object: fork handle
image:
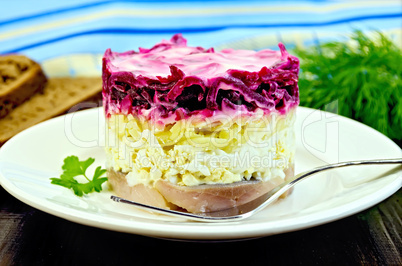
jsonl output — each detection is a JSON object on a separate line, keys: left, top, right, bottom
{"left": 252, "top": 158, "right": 402, "bottom": 215}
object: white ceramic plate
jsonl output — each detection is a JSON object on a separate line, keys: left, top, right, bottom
{"left": 0, "top": 107, "right": 400, "bottom": 240}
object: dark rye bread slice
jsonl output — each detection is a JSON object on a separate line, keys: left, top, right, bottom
{"left": 0, "top": 77, "right": 102, "bottom": 145}
{"left": 0, "top": 55, "right": 47, "bottom": 118}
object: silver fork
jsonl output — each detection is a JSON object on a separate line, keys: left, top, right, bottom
{"left": 111, "top": 158, "right": 402, "bottom": 222}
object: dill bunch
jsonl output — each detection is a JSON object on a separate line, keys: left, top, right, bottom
{"left": 294, "top": 30, "right": 402, "bottom": 145}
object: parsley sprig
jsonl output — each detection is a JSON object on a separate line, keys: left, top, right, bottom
{"left": 50, "top": 156, "right": 108, "bottom": 196}
{"left": 293, "top": 30, "right": 401, "bottom": 145}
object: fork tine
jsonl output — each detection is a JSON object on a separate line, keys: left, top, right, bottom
{"left": 110, "top": 195, "right": 247, "bottom": 222}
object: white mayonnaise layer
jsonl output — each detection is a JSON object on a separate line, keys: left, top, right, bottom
{"left": 105, "top": 108, "right": 296, "bottom": 187}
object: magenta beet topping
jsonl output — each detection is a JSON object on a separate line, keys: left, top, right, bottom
{"left": 102, "top": 34, "right": 299, "bottom": 121}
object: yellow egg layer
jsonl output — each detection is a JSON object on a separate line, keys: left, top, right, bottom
{"left": 105, "top": 109, "right": 296, "bottom": 187}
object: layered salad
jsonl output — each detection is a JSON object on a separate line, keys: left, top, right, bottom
{"left": 103, "top": 34, "right": 299, "bottom": 213}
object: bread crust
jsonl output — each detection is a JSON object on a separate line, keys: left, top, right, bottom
{"left": 0, "top": 55, "right": 47, "bottom": 118}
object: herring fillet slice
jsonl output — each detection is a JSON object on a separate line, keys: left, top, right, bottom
{"left": 108, "top": 167, "right": 294, "bottom": 213}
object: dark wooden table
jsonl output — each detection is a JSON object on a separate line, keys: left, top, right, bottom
{"left": 0, "top": 186, "right": 400, "bottom": 265}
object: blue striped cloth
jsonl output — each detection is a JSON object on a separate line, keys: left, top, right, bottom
{"left": 1, "top": 0, "right": 401, "bottom": 66}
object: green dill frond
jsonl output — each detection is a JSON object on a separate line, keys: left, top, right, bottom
{"left": 293, "top": 30, "right": 402, "bottom": 145}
